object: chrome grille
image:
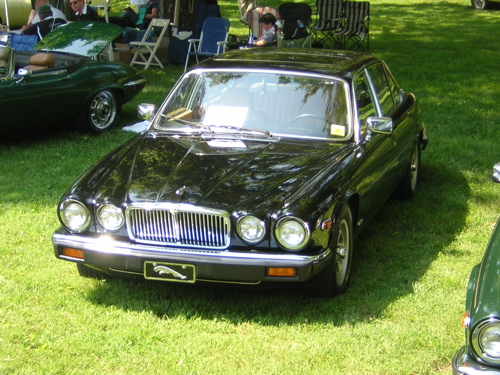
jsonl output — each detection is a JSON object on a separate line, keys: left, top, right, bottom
{"left": 126, "top": 204, "right": 230, "bottom": 249}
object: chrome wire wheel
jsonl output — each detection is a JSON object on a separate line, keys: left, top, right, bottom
{"left": 472, "top": 0, "right": 488, "bottom": 9}
{"left": 89, "top": 90, "right": 118, "bottom": 131}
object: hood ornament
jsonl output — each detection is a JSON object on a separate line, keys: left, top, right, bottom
{"left": 175, "top": 186, "right": 187, "bottom": 197}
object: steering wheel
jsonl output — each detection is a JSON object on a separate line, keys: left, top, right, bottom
{"left": 289, "top": 114, "right": 328, "bottom": 125}
{"left": 285, "top": 114, "right": 329, "bottom": 136}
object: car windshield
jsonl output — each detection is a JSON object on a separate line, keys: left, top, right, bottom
{"left": 154, "top": 70, "right": 351, "bottom": 141}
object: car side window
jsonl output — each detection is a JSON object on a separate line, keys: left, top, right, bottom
{"left": 354, "top": 72, "right": 376, "bottom": 136}
{"left": 366, "top": 63, "right": 395, "bottom": 116}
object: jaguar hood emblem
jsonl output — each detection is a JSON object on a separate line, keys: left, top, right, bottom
{"left": 175, "top": 185, "right": 187, "bottom": 198}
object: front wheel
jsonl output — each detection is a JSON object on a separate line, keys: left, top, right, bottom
{"left": 471, "top": 0, "right": 489, "bottom": 9}
{"left": 77, "top": 89, "right": 122, "bottom": 133}
{"left": 305, "top": 204, "right": 353, "bottom": 297}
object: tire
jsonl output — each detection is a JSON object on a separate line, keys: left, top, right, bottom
{"left": 77, "top": 89, "right": 121, "bottom": 133}
{"left": 77, "top": 263, "right": 109, "bottom": 279}
{"left": 306, "top": 204, "right": 353, "bottom": 297}
{"left": 471, "top": 0, "right": 489, "bottom": 9}
{"left": 394, "top": 140, "right": 421, "bottom": 199}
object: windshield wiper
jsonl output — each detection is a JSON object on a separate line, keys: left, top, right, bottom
{"left": 206, "top": 124, "right": 273, "bottom": 137}
{"left": 159, "top": 115, "right": 211, "bottom": 133}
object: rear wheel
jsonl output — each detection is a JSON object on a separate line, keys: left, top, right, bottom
{"left": 77, "top": 89, "right": 121, "bottom": 133}
{"left": 394, "top": 140, "right": 421, "bottom": 199}
{"left": 471, "top": 0, "right": 489, "bottom": 9}
{"left": 306, "top": 204, "right": 353, "bottom": 297}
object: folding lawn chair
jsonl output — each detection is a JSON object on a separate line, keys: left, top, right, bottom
{"left": 310, "top": 0, "right": 345, "bottom": 48}
{"left": 130, "top": 18, "right": 170, "bottom": 70}
{"left": 184, "top": 17, "right": 230, "bottom": 71}
{"left": 277, "top": 3, "right": 312, "bottom": 48}
{"left": 333, "top": 1, "right": 370, "bottom": 51}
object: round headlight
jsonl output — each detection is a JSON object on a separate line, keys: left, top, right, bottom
{"left": 472, "top": 318, "right": 500, "bottom": 364}
{"left": 237, "top": 216, "right": 266, "bottom": 244}
{"left": 59, "top": 199, "right": 91, "bottom": 232}
{"left": 97, "top": 204, "right": 124, "bottom": 231}
{"left": 275, "top": 217, "right": 310, "bottom": 251}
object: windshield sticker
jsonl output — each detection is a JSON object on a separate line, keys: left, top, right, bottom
{"left": 330, "top": 124, "right": 346, "bottom": 137}
{"left": 202, "top": 106, "right": 249, "bottom": 127}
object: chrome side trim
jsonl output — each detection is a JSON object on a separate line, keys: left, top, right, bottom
{"left": 124, "top": 78, "right": 147, "bottom": 86}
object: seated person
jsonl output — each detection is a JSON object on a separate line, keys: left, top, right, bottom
{"left": 69, "top": 0, "right": 99, "bottom": 22}
{"left": 120, "top": 0, "right": 158, "bottom": 29}
{"left": 120, "top": 0, "right": 159, "bottom": 45}
{"left": 22, "top": 5, "right": 67, "bottom": 41}
{"left": 253, "top": 13, "right": 276, "bottom": 47}
{"left": 21, "top": 0, "right": 66, "bottom": 31}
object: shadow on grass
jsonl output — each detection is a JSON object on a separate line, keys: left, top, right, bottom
{"left": 84, "top": 160, "right": 469, "bottom": 327}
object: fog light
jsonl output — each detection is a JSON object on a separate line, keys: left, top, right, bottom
{"left": 267, "top": 267, "right": 297, "bottom": 277}
{"left": 62, "top": 247, "right": 84, "bottom": 259}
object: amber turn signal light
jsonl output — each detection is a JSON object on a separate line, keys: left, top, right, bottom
{"left": 267, "top": 267, "right": 297, "bottom": 277}
{"left": 62, "top": 247, "right": 84, "bottom": 259}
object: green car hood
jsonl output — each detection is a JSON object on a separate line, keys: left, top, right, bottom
{"left": 35, "top": 21, "right": 123, "bottom": 57}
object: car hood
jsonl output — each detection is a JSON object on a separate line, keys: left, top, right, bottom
{"left": 89, "top": 133, "right": 353, "bottom": 215}
{"left": 35, "top": 21, "right": 123, "bottom": 57}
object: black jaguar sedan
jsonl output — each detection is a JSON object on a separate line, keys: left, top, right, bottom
{"left": 52, "top": 48, "right": 428, "bottom": 297}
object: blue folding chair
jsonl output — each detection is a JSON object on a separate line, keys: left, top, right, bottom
{"left": 184, "top": 17, "right": 230, "bottom": 72}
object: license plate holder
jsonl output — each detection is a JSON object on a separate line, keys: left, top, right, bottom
{"left": 144, "top": 261, "right": 196, "bottom": 283}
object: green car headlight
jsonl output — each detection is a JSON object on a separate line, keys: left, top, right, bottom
{"left": 275, "top": 217, "right": 310, "bottom": 251}
{"left": 472, "top": 318, "right": 500, "bottom": 364}
{"left": 97, "top": 204, "right": 124, "bottom": 231}
{"left": 59, "top": 199, "right": 91, "bottom": 233}
{"left": 237, "top": 216, "right": 266, "bottom": 244}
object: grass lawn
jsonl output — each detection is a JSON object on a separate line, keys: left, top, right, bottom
{"left": 1, "top": 0, "right": 499, "bottom": 374}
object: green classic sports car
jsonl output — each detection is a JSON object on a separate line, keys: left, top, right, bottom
{"left": 452, "top": 163, "right": 500, "bottom": 374}
{"left": 52, "top": 48, "right": 428, "bottom": 298}
{"left": 0, "top": 22, "right": 146, "bottom": 133}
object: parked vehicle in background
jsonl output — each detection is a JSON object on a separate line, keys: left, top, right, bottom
{"left": 0, "top": 22, "right": 146, "bottom": 133}
{"left": 52, "top": 48, "right": 428, "bottom": 297}
{"left": 452, "top": 163, "right": 500, "bottom": 374}
{"left": 471, "top": 0, "right": 500, "bottom": 10}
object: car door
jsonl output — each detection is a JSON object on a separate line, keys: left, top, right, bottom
{"left": 351, "top": 62, "right": 408, "bottom": 226}
{"left": 2, "top": 68, "right": 75, "bottom": 130}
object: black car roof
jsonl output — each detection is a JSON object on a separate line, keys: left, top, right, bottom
{"left": 191, "top": 48, "right": 380, "bottom": 80}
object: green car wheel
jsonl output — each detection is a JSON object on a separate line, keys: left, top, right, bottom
{"left": 78, "top": 89, "right": 122, "bottom": 133}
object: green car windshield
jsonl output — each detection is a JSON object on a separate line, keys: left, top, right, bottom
{"left": 154, "top": 70, "right": 351, "bottom": 141}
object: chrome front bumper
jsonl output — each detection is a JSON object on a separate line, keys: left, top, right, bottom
{"left": 52, "top": 229, "right": 331, "bottom": 284}
{"left": 452, "top": 346, "right": 500, "bottom": 375}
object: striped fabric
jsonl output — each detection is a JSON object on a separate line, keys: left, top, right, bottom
{"left": 334, "top": 1, "right": 370, "bottom": 51}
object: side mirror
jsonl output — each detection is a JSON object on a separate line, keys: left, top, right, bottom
{"left": 367, "top": 117, "right": 393, "bottom": 135}
{"left": 137, "top": 103, "right": 156, "bottom": 121}
{"left": 17, "top": 68, "right": 32, "bottom": 77}
{"left": 493, "top": 163, "right": 500, "bottom": 183}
